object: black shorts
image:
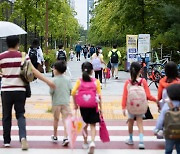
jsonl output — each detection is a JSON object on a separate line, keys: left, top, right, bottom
{"left": 80, "top": 107, "right": 100, "bottom": 124}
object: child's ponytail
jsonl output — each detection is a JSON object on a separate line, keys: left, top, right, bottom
{"left": 81, "top": 62, "right": 93, "bottom": 82}
{"left": 130, "top": 62, "right": 141, "bottom": 84}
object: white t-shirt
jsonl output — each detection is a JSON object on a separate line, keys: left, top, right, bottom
{"left": 28, "top": 46, "right": 45, "bottom": 65}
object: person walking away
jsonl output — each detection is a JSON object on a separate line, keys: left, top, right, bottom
{"left": 83, "top": 45, "right": 89, "bottom": 59}
{"left": 108, "top": 44, "right": 121, "bottom": 79}
{"left": 28, "top": 38, "right": 45, "bottom": 69}
{"left": 75, "top": 42, "right": 82, "bottom": 61}
{"left": 56, "top": 44, "right": 67, "bottom": 62}
{"left": 71, "top": 62, "right": 102, "bottom": 154}
{"left": 122, "top": 62, "right": 157, "bottom": 149}
{"left": 92, "top": 47, "right": 106, "bottom": 85}
{"left": 90, "top": 45, "right": 96, "bottom": 57}
{"left": 0, "top": 35, "right": 55, "bottom": 150}
{"left": 154, "top": 61, "right": 180, "bottom": 137}
{"left": 50, "top": 61, "right": 72, "bottom": 146}
{"left": 163, "top": 84, "right": 180, "bottom": 154}
{"left": 69, "top": 48, "right": 75, "bottom": 61}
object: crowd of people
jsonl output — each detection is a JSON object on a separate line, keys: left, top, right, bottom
{"left": 0, "top": 37, "right": 179, "bottom": 154}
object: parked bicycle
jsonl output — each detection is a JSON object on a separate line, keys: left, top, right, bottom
{"left": 137, "top": 51, "right": 165, "bottom": 88}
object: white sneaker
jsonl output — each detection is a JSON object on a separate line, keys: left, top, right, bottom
{"left": 4, "top": 143, "right": 10, "bottom": 147}
{"left": 88, "top": 141, "right": 95, "bottom": 154}
{"left": 125, "top": 139, "right": 134, "bottom": 145}
{"left": 82, "top": 143, "right": 89, "bottom": 149}
{"left": 51, "top": 135, "right": 58, "bottom": 143}
{"left": 21, "top": 138, "right": 28, "bottom": 150}
{"left": 157, "top": 130, "right": 164, "bottom": 139}
{"left": 139, "top": 142, "right": 145, "bottom": 149}
{"left": 62, "top": 138, "right": 69, "bottom": 146}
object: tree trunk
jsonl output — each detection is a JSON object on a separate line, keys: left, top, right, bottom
{"left": 45, "top": 0, "right": 49, "bottom": 54}
{"left": 24, "top": 14, "right": 28, "bottom": 53}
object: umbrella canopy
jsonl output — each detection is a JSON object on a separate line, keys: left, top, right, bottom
{"left": 0, "top": 21, "right": 27, "bottom": 38}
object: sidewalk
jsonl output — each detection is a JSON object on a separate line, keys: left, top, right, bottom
{"left": 0, "top": 149, "right": 173, "bottom": 154}
{"left": 0, "top": 59, "right": 159, "bottom": 120}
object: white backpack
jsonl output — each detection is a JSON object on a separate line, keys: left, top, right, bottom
{"left": 92, "top": 56, "right": 102, "bottom": 71}
{"left": 127, "top": 78, "right": 148, "bottom": 115}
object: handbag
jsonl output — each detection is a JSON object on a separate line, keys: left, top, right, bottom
{"left": 20, "top": 52, "right": 32, "bottom": 98}
{"left": 99, "top": 114, "right": 110, "bottom": 143}
{"left": 143, "top": 106, "right": 153, "bottom": 120}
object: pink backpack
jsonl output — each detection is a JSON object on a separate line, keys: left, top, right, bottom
{"left": 127, "top": 78, "right": 148, "bottom": 115}
{"left": 75, "top": 78, "right": 99, "bottom": 110}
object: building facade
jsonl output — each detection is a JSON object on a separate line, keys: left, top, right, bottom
{"left": 87, "top": 0, "right": 94, "bottom": 30}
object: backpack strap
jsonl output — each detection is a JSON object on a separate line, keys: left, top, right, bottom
{"left": 21, "top": 52, "right": 26, "bottom": 65}
{"left": 138, "top": 78, "right": 144, "bottom": 86}
{"left": 128, "top": 78, "right": 143, "bottom": 86}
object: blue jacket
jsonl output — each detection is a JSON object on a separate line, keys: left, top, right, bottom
{"left": 75, "top": 44, "right": 82, "bottom": 52}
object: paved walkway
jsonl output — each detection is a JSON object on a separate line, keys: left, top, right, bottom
{"left": 0, "top": 58, "right": 159, "bottom": 120}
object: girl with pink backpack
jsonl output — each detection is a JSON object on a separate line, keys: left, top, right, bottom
{"left": 122, "top": 62, "right": 157, "bottom": 149}
{"left": 71, "top": 62, "right": 102, "bottom": 154}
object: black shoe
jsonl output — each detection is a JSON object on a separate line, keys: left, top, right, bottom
{"left": 62, "top": 138, "right": 69, "bottom": 146}
{"left": 115, "top": 76, "right": 118, "bottom": 79}
{"left": 51, "top": 135, "right": 58, "bottom": 143}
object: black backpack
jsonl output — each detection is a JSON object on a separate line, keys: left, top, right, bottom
{"left": 57, "top": 50, "right": 66, "bottom": 61}
{"left": 111, "top": 50, "right": 119, "bottom": 63}
{"left": 83, "top": 47, "right": 88, "bottom": 53}
{"left": 90, "top": 47, "right": 95, "bottom": 54}
{"left": 29, "top": 48, "right": 38, "bottom": 65}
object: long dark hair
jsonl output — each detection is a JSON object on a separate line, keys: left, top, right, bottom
{"left": 165, "top": 61, "right": 179, "bottom": 83}
{"left": 130, "top": 62, "right": 141, "bottom": 84}
{"left": 81, "top": 62, "right": 93, "bottom": 82}
{"left": 96, "top": 46, "right": 100, "bottom": 56}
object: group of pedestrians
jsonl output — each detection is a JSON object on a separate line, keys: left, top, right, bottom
{"left": 0, "top": 36, "right": 179, "bottom": 154}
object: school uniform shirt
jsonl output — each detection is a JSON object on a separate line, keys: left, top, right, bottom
{"left": 71, "top": 78, "right": 101, "bottom": 96}
{"left": 121, "top": 78, "right": 157, "bottom": 110}
{"left": 50, "top": 75, "right": 72, "bottom": 106}
{"left": 0, "top": 50, "right": 30, "bottom": 91}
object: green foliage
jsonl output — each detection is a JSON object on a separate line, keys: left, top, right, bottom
{"left": 88, "top": 0, "right": 180, "bottom": 58}
{"left": 0, "top": 0, "right": 80, "bottom": 48}
{"left": 44, "top": 49, "right": 56, "bottom": 67}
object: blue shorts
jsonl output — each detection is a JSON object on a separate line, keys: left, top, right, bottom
{"left": 128, "top": 112, "right": 144, "bottom": 119}
{"left": 111, "top": 63, "right": 118, "bottom": 68}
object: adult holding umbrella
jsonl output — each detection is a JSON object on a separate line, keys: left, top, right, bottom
{"left": 0, "top": 22, "right": 55, "bottom": 150}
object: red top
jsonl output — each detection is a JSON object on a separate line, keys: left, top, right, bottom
{"left": 157, "top": 77, "right": 180, "bottom": 101}
{"left": 122, "top": 78, "right": 157, "bottom": 109}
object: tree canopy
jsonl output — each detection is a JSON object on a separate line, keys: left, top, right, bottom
{"left": 0, "top": 0, "right": 80, "bottom": 49}
{"left": 88, "top": 0, "right": 180, "bottom": 53}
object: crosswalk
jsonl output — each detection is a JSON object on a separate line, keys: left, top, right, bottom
{"left": 0, "top": 119, "right": 167, "bottom": 150}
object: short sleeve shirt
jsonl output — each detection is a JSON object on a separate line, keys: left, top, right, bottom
{"left": 0, "top": 51, "right": 30, "bottom": 91}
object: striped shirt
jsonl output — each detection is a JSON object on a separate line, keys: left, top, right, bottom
{"left": 0, "top": 51, "right": 30, "bottom": 91}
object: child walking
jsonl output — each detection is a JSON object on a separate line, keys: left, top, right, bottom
{"left": 50, "top": 61, "right": 72, "bottom": 146}
{"left": 71, "top": 62, "right": 102, "bottom": 154}
{"left": 122, "top": 62, "right": 157, "bottom": 149}
{"left": 69, "top": 48, "right": 75, "bottom": 61}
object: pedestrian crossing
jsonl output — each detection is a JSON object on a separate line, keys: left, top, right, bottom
{"left": 0, "top": 119, "right": 166, "bottom": 150}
